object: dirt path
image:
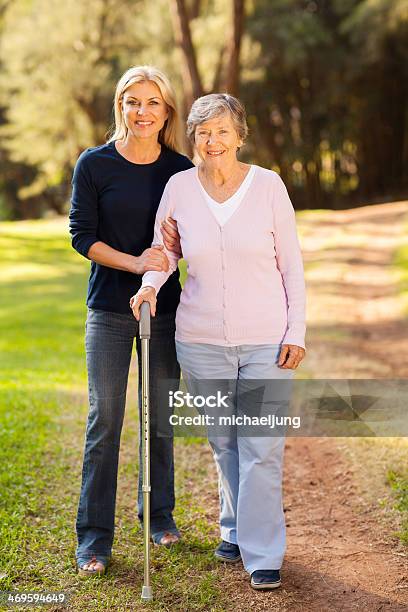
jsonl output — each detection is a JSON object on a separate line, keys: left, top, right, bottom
{"left": 301, "top": 201, "right": 408, "bottom": 379}
{"left": 182, "top": 202, "right": 408, "bottom": 611}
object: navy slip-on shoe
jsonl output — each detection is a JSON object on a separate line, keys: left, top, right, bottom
{"left": 250, "top": 569, "right": 281, "bottom": 590}
{"left": 214, "top": 540, "right": 241, "bottom": 563}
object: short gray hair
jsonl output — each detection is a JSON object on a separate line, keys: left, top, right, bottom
{"left": 186, "top": 93, "right": 248, "bottom": 144}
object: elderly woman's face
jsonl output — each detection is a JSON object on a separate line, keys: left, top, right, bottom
{"left": 121, "top": 80, "right": 168, "bottom": 141}
{"left": 194, "top": 113, "right": 242, "bottom": 167}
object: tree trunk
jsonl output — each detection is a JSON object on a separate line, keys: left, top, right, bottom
{"left": 169, "top": 0, "right": 204, "bottom": 109}
{"left": 189, "top": 0, "right": 201, "bottom": 20}
{"left": 221, "top": 0, "right": 245, "bottom": 96}
{"left": 305, "top": 160, "right": 323, "bottom": 209}
{"left": 212, "top": 45, "right": 227, "bottom": 92}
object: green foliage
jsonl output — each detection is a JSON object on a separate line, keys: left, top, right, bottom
{"left": 244, "top": 0, "right": 361, "bottom": 205}
{"left": 243, "top": 0, "right": 408, "bottom": 207}
{"left": 0, "top": 0, "right": 175, "bottom": 200}
{"left": 0, "top": 0, "right": 407, "bottom": 217}
{"left": 342, "top": 0, "right": 408, "bottom": 63}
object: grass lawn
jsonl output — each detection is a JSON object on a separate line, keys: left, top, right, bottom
{"left": 388, "top": 235, "right": 408, "bottom": 544}
{"left": 0, "top": 219, "right": 227, "bottom": 611}
{"left": 395, "top": 239, "right": 408, "bottom": 315}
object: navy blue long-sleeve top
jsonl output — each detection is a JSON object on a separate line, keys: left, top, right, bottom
{"left": 69, "top": 142, "right": 193, "bottom": 315}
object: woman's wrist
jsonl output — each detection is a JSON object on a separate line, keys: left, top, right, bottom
{"left": 139, "top": 285, "right": 157, "bottom": 295}
{"left": 130, "top": 255, "right": 142, "bottom": 274}
{"left": 88, "top": 242, "right": 142, "bottom": 274}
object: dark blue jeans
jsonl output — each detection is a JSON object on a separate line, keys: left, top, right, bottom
{"left": 76, "top": 308, "right": 180, "bottom": 560}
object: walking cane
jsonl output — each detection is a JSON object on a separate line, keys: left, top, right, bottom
{"left": 139, "top": 301, "right": 153, "bottom": 602}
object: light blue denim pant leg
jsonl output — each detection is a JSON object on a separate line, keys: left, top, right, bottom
{"left": 175, "top": 341, "right": 293, "bottom": 574}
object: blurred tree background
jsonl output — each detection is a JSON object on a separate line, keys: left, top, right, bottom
{"left": 0, "top": 0, "right": 407, "bottom": 219}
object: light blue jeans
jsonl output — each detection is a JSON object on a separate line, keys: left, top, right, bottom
{"left": 175, "top": 341, "right": 293, "bottom": 574}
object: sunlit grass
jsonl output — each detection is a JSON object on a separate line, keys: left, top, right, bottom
{"left": 385, "top": 224, "right": 408, "bottom": 542}
{"left": 394, "top": 239, "right": 408, "bottom": 313}
{"left": 388, "top": 470, "right": 408, "bottom": 544}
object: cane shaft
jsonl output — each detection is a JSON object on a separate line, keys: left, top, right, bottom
{"left": 141, "top": 336, "right": 152, "bottom": 599}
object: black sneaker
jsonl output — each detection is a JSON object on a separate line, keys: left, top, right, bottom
{"left": 250, "top": 569, "right": 281, "bottom": 590}
{"left": 214, "top": 540, "right": 241, "bottom": 563}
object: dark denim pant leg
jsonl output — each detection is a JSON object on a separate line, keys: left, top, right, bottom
{"left": 136, "top": 312, "right": 180, "bottom": 536}
{"left": 76, "top": 309, "right": 133, "bottom": 559}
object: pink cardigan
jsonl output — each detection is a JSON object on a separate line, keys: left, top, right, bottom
{"left": 141, "top": 166, "right": 306, "bottom": 348}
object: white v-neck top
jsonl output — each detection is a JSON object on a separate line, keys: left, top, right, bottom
{"left": 141, "top": 165, "right": 306, "bottom": 348}
{"left": 197, "top": 165, "right": 256, "bottom": 226}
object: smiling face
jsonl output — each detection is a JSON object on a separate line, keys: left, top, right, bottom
{"left": 194, "top": 112, "right": 243, "bottom": 167}
{"left": 120, "top": 80, "right": 169, "bottom": 141}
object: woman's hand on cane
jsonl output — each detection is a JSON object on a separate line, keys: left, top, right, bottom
{"left": 130, "top": 287, "right": 157, "bottom": 320}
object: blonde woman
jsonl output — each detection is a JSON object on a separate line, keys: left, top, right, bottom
{"left": 69, "top": 65, "right": 193, "bottom": 576}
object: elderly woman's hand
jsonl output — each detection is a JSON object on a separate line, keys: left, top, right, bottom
{"left": 160, "top": 217, "right": 182, "bottom": 256}
{"left": 130, "top": 286, "right": 157, "bottom": 320}
{"left": 278, "top": 344, "right": 305, "bottom": 369}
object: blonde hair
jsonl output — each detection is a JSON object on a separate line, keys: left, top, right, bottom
{"left": 186, "top": 93, "right": 248, "bottom": 144}
{"left": 107, "top": 65, "right": 182, "bottom": 152}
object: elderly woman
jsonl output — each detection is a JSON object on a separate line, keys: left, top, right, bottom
{"left": 131, "top": 94, "right": 306, "bottom": 590}
{"left": 69, "top": 65, "right": 193, "bottom": 577}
